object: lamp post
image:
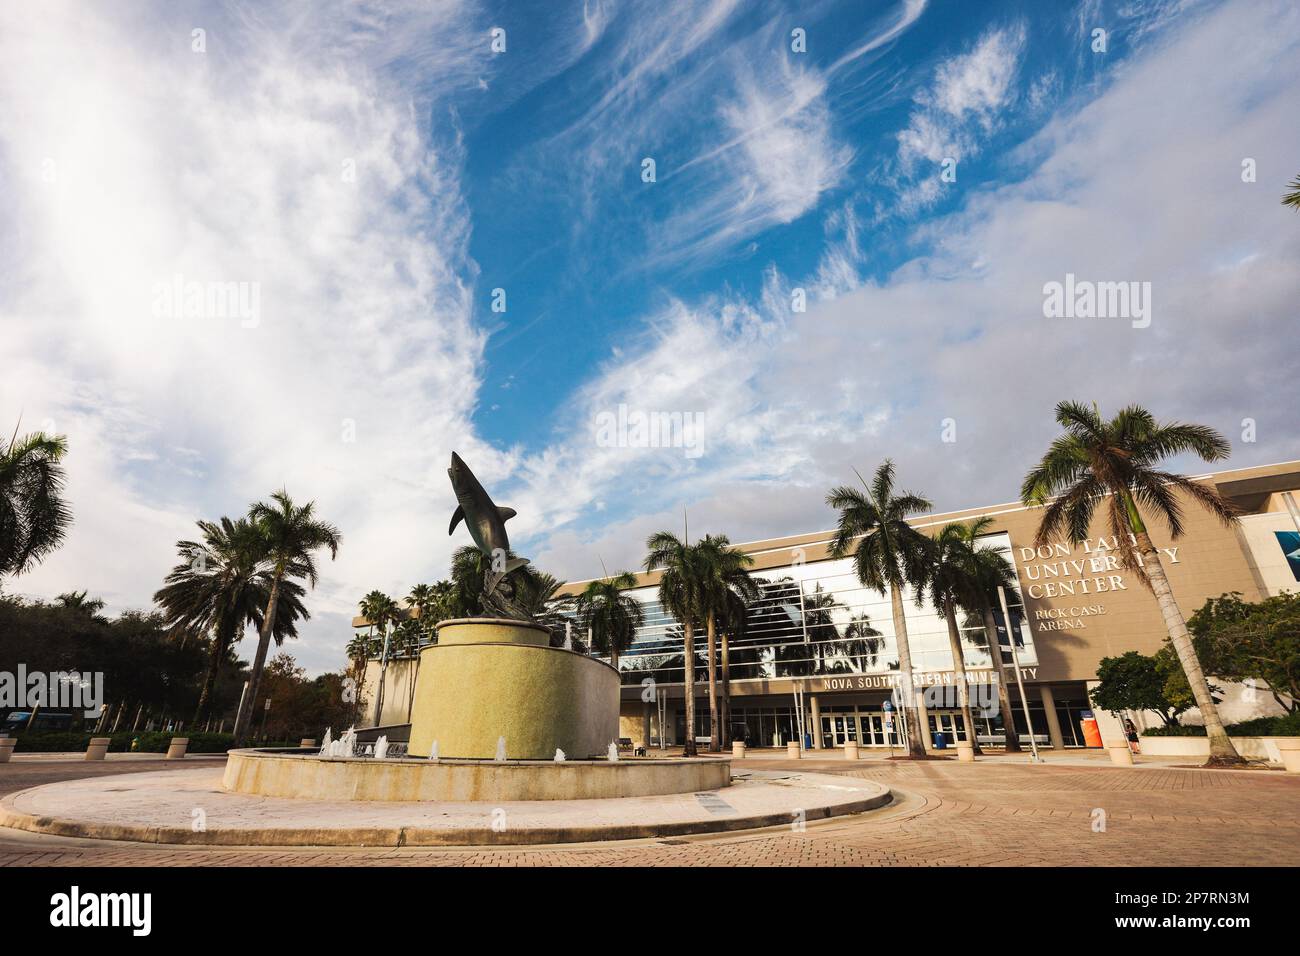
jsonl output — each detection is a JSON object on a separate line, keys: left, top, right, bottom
{"left": 998, "top": 585, "right": 1043, "bottom": 763}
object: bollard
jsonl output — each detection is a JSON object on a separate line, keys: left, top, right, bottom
{"left": 956, "top": 742, "right": 975, "bottom": 763}
{"left": 85, "top": 737, "right": 111, "bottom": 761}
{"left": 786, "top": 741, "right": 801, "bottom": 759}
{"left": 731, "top": 741, "right": 746, "bottom": 759}
{"left": 1275, "top": 739, "right": 1300, "bottom": 773}
{"left": 165, "top": 737, "right": 189, "bottom": 759}
{"left": 0, "top": 736, "right": 14, "bottom": 764}
{"left": 300, "top": 738, "right": 316, "bottom": 749}
{"left": 844, "top": 740, "right": 859, "bottom": 760}
{"left": 1108, "top": 743, "right": 1134, "bottom": 766}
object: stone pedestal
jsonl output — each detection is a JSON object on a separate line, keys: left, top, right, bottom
{"left": 408, "top": 618, "right": 619, "bottom": 760}
{"left": 0, "top": 737, "right": 13, "bottom": 763}
{"left": 1108, "top": 744, "right": 1134, "bottom": 766}
{"left": 786, "top": 741, "right": 801, "bottom": 759}
{"left": 843, "top": 741, "right": 859, "bottom": 760}
{"left": 732, "top": 741, "right": 746, "bottom": 759}
{"left": 956, "top": 742, "right": 975, "bottom": 762}
{"left": 85, "top": 737, "right": 110, "bottom": 761}
{"left": 299, "top": 738, "right": 316, "bottom": 748}
{"left": 165, "top": 737, "right": 189, "bottom": 759}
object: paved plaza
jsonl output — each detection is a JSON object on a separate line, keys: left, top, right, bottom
{"left": 1, "top": 752, "right": 1297, "bottom": 866}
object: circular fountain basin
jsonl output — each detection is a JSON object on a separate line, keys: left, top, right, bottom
{"left": 223, "top": 748, "right": 732, "bottom": 802}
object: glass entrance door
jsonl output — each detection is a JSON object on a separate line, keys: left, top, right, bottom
{"left": 927, "top": 711, "right": 968, "bottom": 744}
{"left": 859, "top": 713, "right": 901, "bottom": 747}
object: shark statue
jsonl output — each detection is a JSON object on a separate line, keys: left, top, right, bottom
{"left": 447, "top": 451, "right": 531, "bottom": 618}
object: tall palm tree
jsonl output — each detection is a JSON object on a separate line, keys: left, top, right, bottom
{"left": 1021, "top": 401, "right": 1244, "bottom": 765}
{"left": 574, "top": 572, "right": 644, "bottom": 675}
{"left": 919, "top": 523, "right": 983, "bottom": 754}
{"left": 358, "top": 590, "right": 401, "bottom": 724}
{"left": 697, "top": 534, "right": 759, "bottom": 750}
{"left": 644, "top": 530, "right": 708, "bottom": 757}
{"left": 155, "top": 517, "right": 307, "bottom": 724}
{"left": 0, "top": 425, "right": 71, "bottom": 579}
{"left": 828, "top": 460, "right": 932, "bottom": 758}
{"left": 233, "top": 490, "right": 340, "bottom": 745}
{"left": 717, "top": 587, "right": 752, "bottom": 745}
{"left": 955, "top": 518, "right": 1023, "bottom": 752}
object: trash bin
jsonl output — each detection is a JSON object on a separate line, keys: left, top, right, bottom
{"left": 933, "top": 732, "right": 948, "bottom": 750}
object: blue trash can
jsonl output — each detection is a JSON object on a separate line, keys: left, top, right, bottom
{"left": 803, "top": 732, "right": 813, "bottom": 750}
{"left": 933, "top": 732, "right": 948, "bottom": 750}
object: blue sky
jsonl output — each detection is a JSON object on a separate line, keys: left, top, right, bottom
{"left": 3, "top": 0, "right": 1299, "bottom": 674}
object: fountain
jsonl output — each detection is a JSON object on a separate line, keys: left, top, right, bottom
{"left": 221, "top": 453, "right": 733, "bottom": 802}
{"left": 318, "top": 728, "right": 333, "bottom": 756}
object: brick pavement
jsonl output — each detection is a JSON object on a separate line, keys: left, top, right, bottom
{"left": 1, "top": 755, "right": 1296, "bottom": 866}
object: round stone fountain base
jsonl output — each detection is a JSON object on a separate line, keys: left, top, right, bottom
{"left": 223, "top": 748, "right": 731, "bottom": 801}
{"left": 0, "top": 767, "right": 892, "bottom": 846}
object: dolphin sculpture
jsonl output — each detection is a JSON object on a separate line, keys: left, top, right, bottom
{"left": 448, "top": 451, "right": 529, "bottom": 577}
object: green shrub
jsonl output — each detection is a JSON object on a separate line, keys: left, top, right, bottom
{"left": 1141, "top": 712, "right": 1300, "bottom": 737}
{"left": 1141, "top": 724, "right": 1207, "bottom": 737}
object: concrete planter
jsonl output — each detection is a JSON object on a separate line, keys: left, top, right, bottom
{"left": 786, "top": 741, "right": 801, "bottom": 759}
{"left": 1108, "top": 744, "right": 1134, "bottom": 766}
{"left": 1139, "top": 734, "right": 1300, "bottom": 765}
{"left": 0, "top": 737, "right": 14, "bottom": 764}
{"left": 84, "top": 737, "right": 110, "bottom": 761}
{"left": 843, "top": 741, "right": 859, "bottom": 760}
{"left": 731, "top": 741, "right": 746, "bottom": 759}
{"left": 299, "top": 738, "right": 316, "bottom": 748}
{"left": 1275, "top": 739, "right": 1300, "bottom": 773}
{"left": 956, "top": 742, "right": 975, "bottom": 763}
{"left": 165, "top": 737, "right": 189, "bottom": 759}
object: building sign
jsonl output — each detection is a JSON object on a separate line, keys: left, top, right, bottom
{"left": 1014, "top": 536, "right": 1181, "bottom": 606}
{"left": 809, "top": 669, "right": 1024, "bottom": 693}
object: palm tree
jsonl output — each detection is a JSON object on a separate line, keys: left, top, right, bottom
{"left": 919, "top": 523, "right": 983, "bottom": 754}
{"left": 56, "top": 590, "right": 106, "bottom": 616}
{"left": 358, "top": 590, "right": 401, "bottom": 724}
{"left": 644, "top": 530, "right": 708, "bottom": 757}
{"left": 0, "top": 425, "right": 71, "bottom": 579}
{"left": 717, "top": 587, "right": 752, "bottom": 744}
{"left": 1283, "top": 172, "right": 1300, "bottom": 210}
{"left": 955, "top": 518, "right": 1024, "bottom": 752}
{"left": 574, "top": 572, "right": 644, "bottom": 677}
{"left": 155, "top": 517, "right": 307, "bottom": 724}
{"left": 828, "top": 460, "right": 932, "bottom": 758}
{"left": 233, "top": 491, "right": 341, "bottom": 745}
{"left": 1021, "top": 401, "right": 1244, "bottom": 765}
{"left": 697, "top": 534, "right": 759, "bottom": 750}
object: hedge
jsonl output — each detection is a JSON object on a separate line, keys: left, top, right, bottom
{"left": 1141, "top": 711, "right": 1300, "bottom": 737}
{"left": 2, "top": 731, "right": 295, "bottom": 753}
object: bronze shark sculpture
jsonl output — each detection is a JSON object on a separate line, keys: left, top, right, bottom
{"left": 448, "top": 451, "right": 531, "bottom": 619}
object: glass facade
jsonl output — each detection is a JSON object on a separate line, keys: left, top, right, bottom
{"left": 611, "top": 533, "right": 1038, "bottom": 689}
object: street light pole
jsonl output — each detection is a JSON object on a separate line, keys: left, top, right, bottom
{"left": 998, "top": 585, "right": 1043, "bottom": 764}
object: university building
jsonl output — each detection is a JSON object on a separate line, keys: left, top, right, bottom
{"left": 555, "top": 459, "right": 1300, "bottom": 752}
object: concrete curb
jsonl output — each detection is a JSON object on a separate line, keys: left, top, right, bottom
{"left": 0, "top": 782, "right": 892, "bottom": 847}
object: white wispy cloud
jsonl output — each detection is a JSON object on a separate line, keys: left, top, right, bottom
{"left": 525, "top": 0, "right": 1300, "bottom": 584}
{"left": 893, "top": 23, "right": 1027, "bottom": 211}
{"left": 0, "top": 0, "right": 494, "bottom": 672}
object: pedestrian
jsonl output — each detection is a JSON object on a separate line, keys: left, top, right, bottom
{"left": 1124, "top": 718, "right": 1141, "bottom": 754}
